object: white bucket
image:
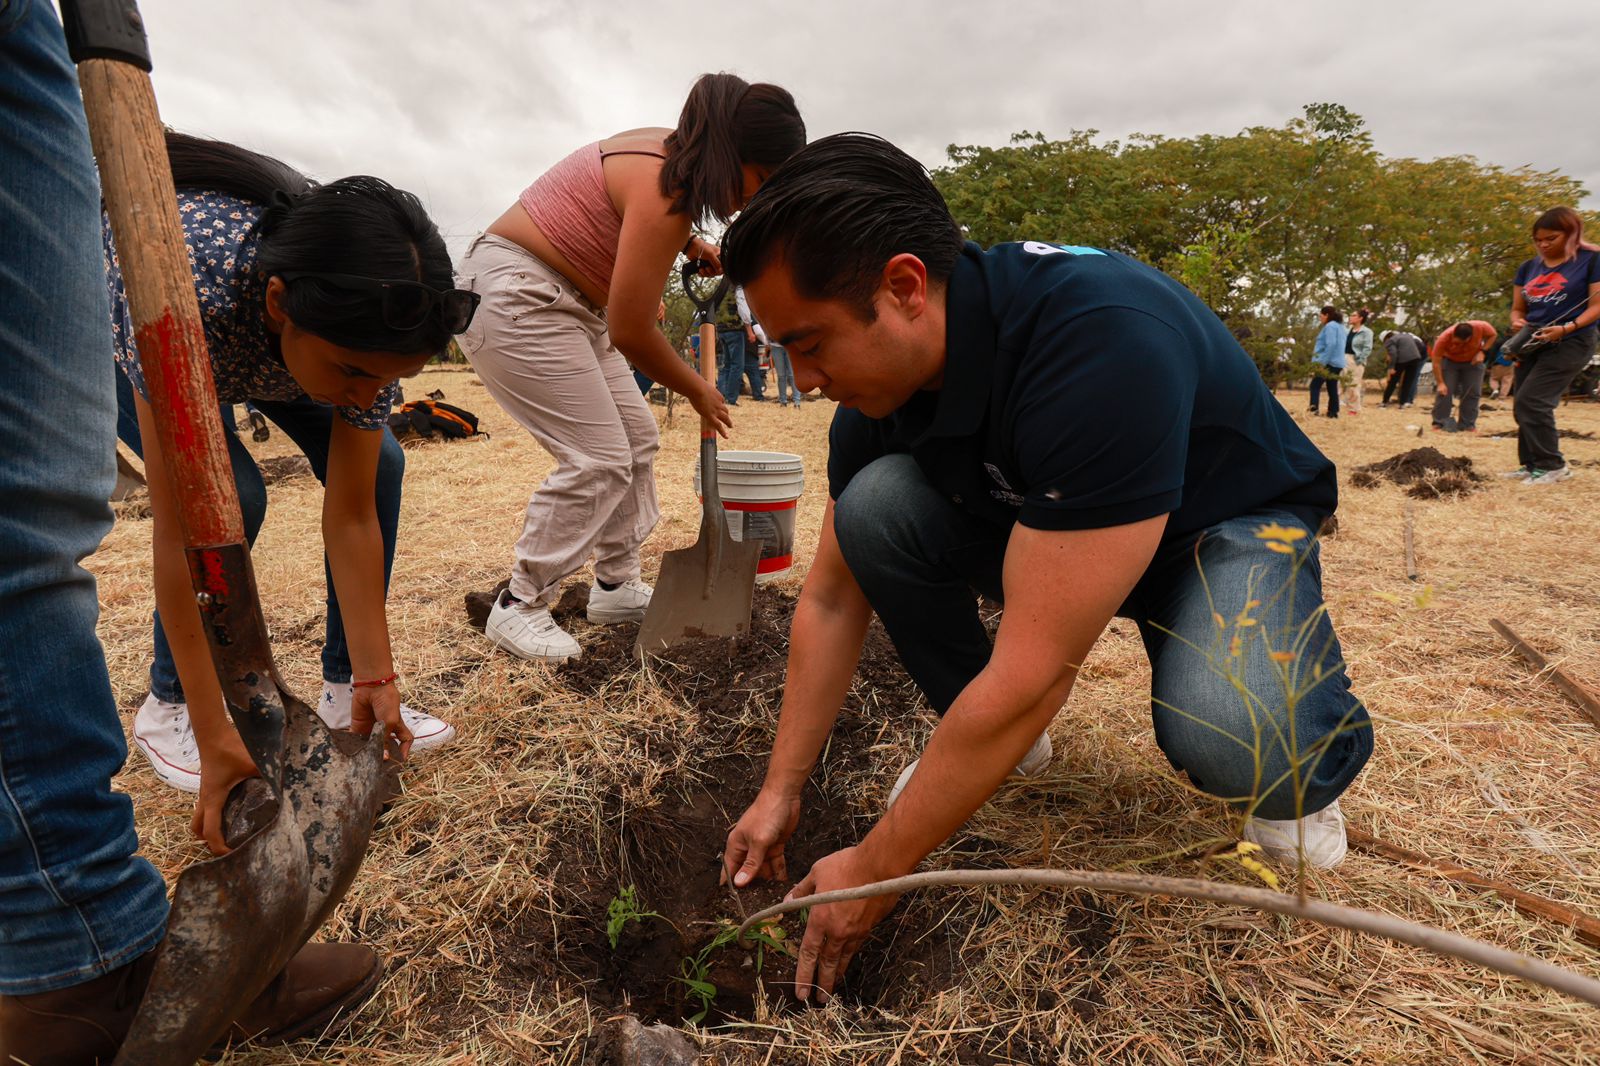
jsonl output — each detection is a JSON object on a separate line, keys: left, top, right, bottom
{"left": 693, "top": 450, "right": 805, "bottom": 583}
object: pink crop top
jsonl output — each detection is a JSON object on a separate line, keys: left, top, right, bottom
{"left": 518, "top": 142, "right": 664, "bottom": 296}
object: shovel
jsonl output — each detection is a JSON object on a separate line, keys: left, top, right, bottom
{"left": 636, "top": 262, "right": 761, "bottom": 652}
{"left": 63, "top": 3, "right": 394, "bottom": 1061}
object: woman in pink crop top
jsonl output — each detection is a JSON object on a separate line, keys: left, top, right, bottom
{"left": 456, "top": 73, "right": 805, "bottom": 662}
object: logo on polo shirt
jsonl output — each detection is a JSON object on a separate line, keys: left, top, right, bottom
{"left": 985, "top": 463, "right": 1023, "bottom": 506}
{"left": 1022, "top": 241, "right": 1106, "bottom": 258}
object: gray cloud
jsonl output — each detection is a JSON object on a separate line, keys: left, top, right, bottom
{"left": 135, "top": 0, "right": 1598, "bottom": 257}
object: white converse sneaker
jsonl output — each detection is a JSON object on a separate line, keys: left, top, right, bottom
{"left": 319, "top": 681, "right": 456, "bottom": 752}
{"left": 586, "top": 578, "right": 653, "bottom": 624}
{"left": 131, "top": 693, "right": 201, "bottom": 793}
{"left": 1242, "top": 800, "right": 1348, "bottom": 869}
{"left": 486, "top": 588, "right": 581, "bottom": 662}
{"left": 886, "top": 730, "right": 1053, "bottom": 809}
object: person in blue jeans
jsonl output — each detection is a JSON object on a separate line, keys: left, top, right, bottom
{"left": 1308, "top": 305, "right": 1347, "bottom": 418}
{"left": 108, "top": 131, "right": 469, "bottom": 828}
{"left": 718, "top": 135, "right": 1372, "bottom": 1004}
{"left": 769, "top": 342, "right": 798, "bottom": 405}
{"left": 0, "top": 2, "right": 397, "bottom": 1055}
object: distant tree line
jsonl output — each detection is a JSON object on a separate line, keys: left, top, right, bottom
{"left": 933, "top": 103, "right": 1593, "bottom": 379}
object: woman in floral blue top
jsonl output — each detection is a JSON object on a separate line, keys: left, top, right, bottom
{"left": 111, "top": 132, "right": 479, "bottom": 851}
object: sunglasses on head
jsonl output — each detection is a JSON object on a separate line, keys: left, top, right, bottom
{"left": 279, "top": 272, "right": 480, "bottom": 334}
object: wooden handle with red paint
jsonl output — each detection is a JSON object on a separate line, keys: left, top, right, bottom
{"left": 76, "top": 58, "right": 243, "bottom": 547}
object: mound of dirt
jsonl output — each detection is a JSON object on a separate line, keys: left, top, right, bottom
{"left": 1349, "top": 447, "right": 1484, "bottom": 499}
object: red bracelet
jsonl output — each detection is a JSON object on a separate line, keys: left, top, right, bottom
{"left": 352, "top": 672, "right": 398, "bottom": 689}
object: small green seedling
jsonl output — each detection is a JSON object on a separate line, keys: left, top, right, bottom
{"left": 674, "top": 920, "right": 790, "bottom": 1024}
{"left": 605, "top": 885, "right": 663, "bottom": 950}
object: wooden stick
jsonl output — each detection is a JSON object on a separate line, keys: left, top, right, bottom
{"left": 1490, "top": 618, "right": 1600, "bottom": 731}
{"left": 1403, "top": 502, "right": 1418, "bottom": 582}
{"left": 1348, "top": 828, "right": 1600, "bottom": 949}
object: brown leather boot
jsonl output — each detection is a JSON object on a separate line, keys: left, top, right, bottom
{"left": 216, "top": 942, "right": 383, "bottom": 1047}
{"left": 0, "top": 942, "right": 382, "bottom": 1064}
{"left": 0, "top": 950, "right": 157, "bottom": 1066}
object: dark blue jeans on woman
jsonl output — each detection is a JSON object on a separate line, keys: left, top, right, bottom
{"left": 115, "top": 372, "right": 406, "bottom": 701}
{"left": 0, "top": 0, "right": 169, "bottom": 993}
{"left": 832, "top": 454, "right": 1372, "bottom": 821}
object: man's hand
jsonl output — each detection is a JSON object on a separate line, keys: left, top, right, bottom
{"left": 1436, "top": 383, "right": 1449, "bottom": 396}
{"left": 786, "top": 847, "right": 901, "bottom": 1003}
{"left": 724, "top": 787, "right": 802, "bottom": 887}
{"left": 352, "top": 682, "right": 413, "bottom": 761}
{"left": 191, "top": 730, "right": 261, "bottom": 855}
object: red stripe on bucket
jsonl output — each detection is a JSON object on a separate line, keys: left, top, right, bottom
{"left": 757, "top": 554, "right": 793, "bottom": 574}
{"left": 720, "top": 499, "right": 798, "bottom": 512}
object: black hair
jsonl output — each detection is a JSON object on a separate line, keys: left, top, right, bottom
{"left": 723, "top": 133, "right": 964, "bottom": 321}
{"left": 1351, "top": 307, "right": 1370, "bottom": 323}
{"left": 1452, "top": 322, "right": 1474, "bottom": 341}
{"left": 659, "top": 73, "right": 805, "bottom": 226}
{"left": 1320, "top": 305, "right": 1344, "bottom": 323}
{"left": 164, "top": 130, "right": 454, "bottom": 356}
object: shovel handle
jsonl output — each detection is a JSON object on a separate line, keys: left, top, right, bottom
{"left": 71, "top": 36, "right": 243, "bottom": 546}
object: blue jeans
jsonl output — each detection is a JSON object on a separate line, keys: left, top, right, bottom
{"left": 833, "top": 455, "right": 1372, "bottom": 820}
{"left": 770, "top": 344, "right": 797, "bottom": 404}
{"left": 716, "top": 328, "right": 746, "bottom": 403}
{"left": 1308, "top": 365, "right": 1341, "bottom": 416}
{"left": 744, "top": 351, "right": 766, "bottom": 401}
{"left": 0, "top": 0, "right": 169, "bottom": 993}
{"left": 115, "top": 376, "right": 406, "bottom": 699}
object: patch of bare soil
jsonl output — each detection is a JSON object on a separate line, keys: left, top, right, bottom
{"left": 478, "top": 590, "right": 1111, "bottom": 1028}
{"left": 257, "top": 454, "right": 314, "bottom": 485}
{"left": 1349, "top": 446, "right": 1485, "bottom": 499}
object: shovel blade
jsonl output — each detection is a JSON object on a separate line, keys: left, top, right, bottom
{"left": 113, "top": 687, "right": 392, "bottom": 1063}
{"left": 637, "top": 526, "right": 761, "bottom": 653}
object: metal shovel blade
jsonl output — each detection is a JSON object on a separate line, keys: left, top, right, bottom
{"left": 637, "top": 517, "right": 761, "bottom": 652}
{"left": 637, "top": 437, "right": 760, "bottom": 653}
{"left": 113, "top": 545, "right": 393, "bottom": 1064}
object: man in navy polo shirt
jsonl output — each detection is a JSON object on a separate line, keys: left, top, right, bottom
{"left": 718, "top": 134, "right": 1373, "bottom": 1003}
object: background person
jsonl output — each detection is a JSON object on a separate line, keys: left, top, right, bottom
{"left": 1342, "top": 308, "right": 1373, "bottom": 414}
{"left": 1379, "top": 328, "right": 1426, "bottom": 406}
{"left": 0, "top": 4, "right": 385, "bottom": 1055}
{"left": 719, "top": 134, "right": 1371, "bottom": 1004}
{"left": 769, "top": 339, "right": 798, "bottom": 406}
{"left": 110, "top": 133, "right": 463, "bottom": 842}
{"left": 458, "top": 74, "right": 804, "bottom": 662}
{"left": 1308, "top": 305, "right": 1347, "bottom": 417}
{"left": 1429, "top": 320, "right": 1494, "bottom": 432}
{"left": 1505, "top": 207, "right": 1600, "bottom": 484}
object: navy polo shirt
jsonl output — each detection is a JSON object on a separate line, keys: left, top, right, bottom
{"left": 827, "top": 241, "right": 1337, "bottom": 540}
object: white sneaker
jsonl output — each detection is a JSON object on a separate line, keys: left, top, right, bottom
{"left": 1520, "top": 465, "right": 1573, "bottom": 486}
{"left": 586, "top": 578, "right": 653, "bottom": 624}
{"left": 320, "top": 681, "right": 456, "bottom": 752}
{"left": 1241, "top": 800, "right": 1348, "bottom": 869}
{"left": 485, "top": 589, "right": 581, "bottom": 662}
{"left": 886, "top": 730, "right": 1053, "bottom": 809}
{"left": 132, "top": 693, "right": 201, "bottom": 793}
{"left": 1499, "top": 466, "right": 1533, "bottom": 480}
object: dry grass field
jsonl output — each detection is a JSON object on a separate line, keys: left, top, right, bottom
{"left": 95, "top": 367, "right": 1600, "bottom": 1064}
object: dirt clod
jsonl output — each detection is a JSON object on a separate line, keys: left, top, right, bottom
{"left": 1349, "top": 447, "right": 1484, "bottom": 498}
{"left": 257, "top": 455, "right": 314, "bottom": 485}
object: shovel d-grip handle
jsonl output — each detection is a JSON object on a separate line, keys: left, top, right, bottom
{"left": 66, "top": 0, "right": 285, "bottom": 782}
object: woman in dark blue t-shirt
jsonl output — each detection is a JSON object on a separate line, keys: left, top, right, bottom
{"left": 1506, "top": 206, "right": 1600, "bottom": 482}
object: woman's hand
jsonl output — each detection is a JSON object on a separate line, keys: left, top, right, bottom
{"left": 352, "top": 681, "right": 413, "bottom": 761}
{"left": 690, "top": 381, "right": 733, "bottom": 438}
{"left": 191, "top": 730, "right": 261, "bottom": 855}
{"left": 685, "top": 237, "right": 723, "bottom": 275}
{"left": 1533, "top": 324, "right": 1569, "bottom": 344}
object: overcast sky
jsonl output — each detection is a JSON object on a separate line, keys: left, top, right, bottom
{"left": 132, "top": 0, "right": 1598, "bottom": 256}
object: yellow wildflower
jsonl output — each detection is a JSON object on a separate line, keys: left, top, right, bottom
{"left": 1262, "top": 541, "right": 1295, "bottom": 554}
{"left": 1254, "top": 522, "right": 1308, "bottom": 544}
{"left": 1269, "top": 651, "right": 1296, "bottom": 663}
